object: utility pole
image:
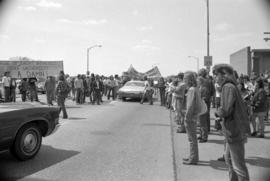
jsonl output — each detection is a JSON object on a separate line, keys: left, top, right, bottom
{"left": 207, "top": 0, "right": 210, "bottom": 56}
{"left": 204, "top": 0, "right": 212, "bottom": 72}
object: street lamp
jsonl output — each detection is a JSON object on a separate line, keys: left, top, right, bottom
{"left": 87, "top": 44, "right": 102, "bottom": 74}
{"left": 188, "top": 56, "right": 199, "bottom": 72}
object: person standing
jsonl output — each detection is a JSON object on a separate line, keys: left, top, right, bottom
{"left": 213, "top": 64, "right": 250, "bottom": 181}
{"left": 197, "top": 76, "right": 209, "bottom": 142}
{"left": 157, "top": 77, "right": 166, "bottom": 106}
{"left": 93, "top": 75, "right": 103, "bottom": 105}
{"left": 70, "top": 77, "right": 75, "bottom": 101}
{"left": 182, "top": 71, "right": 200, "bottom": 165}
{"left": 44, "top": 76, "right": 55, "bottom": 106}
{"left": 55, "top": 75, "right": 68, "bottom": 119}
{"left": 103, "top": 77, "right": 109, "bottom": 97}
{"left": 2, "top": 72, "right": 11, "bottom": 102}
{"left": 165, "top": 78, "right": 173, "bottom": 109}
{"left": 140, "top": 77, "right": 154, "bottom": 105}
{"left": 107, "top": 75, "right": 116, "bottom": 100}
{"left": 28, "top": 77, "right": 38, "bottom": 102}
{"left": 19, "top": 78, "right": 28, "bottom": 102}
{"left": 174, "top": 73, "right": 187, "bottom": 133}
{"left": 250, "top": 78, "right": 268, "bottom": 138}
{"left": 10, "top": 77, "right": 17, "bottom": 102}
{"left": 81, "top": 75, "right": 88, "bottom": 104}
{"left": 198, "top": 68, "right": 215, "bottom": 132}
{"left": 74, "top": 74, "right": 83, "bottom": 104}
{"left": 89, "top": 73, "right": 96, "bottom": 104}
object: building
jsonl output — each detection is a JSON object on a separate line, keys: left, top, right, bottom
{"left": 230, "top": 46, "right": 270, "bottom": 76}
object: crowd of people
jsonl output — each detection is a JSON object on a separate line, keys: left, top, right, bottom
{"left": 138, "top": 65, "right": 269, "bottom": 181}
{"left": 1, "top": 71, "right": 39, "bottom": 103}
{"left": 1, "top": 64, "right": 270, "bottom": 181}
{"left": 64, "top": 74, "right": 122, "bottom": 105}
{"left": 151, "top": 64, "right": 269, "bottom": 181}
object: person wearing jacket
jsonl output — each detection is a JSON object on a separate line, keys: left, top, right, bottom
{"left": 198, "top": 68, "right": 215, "bottom": 132}
{"left": 213, "top": 64, "right": 250, "bottom": 181}
{"left": 55, "top": 74, "right": 68, "bottom": 119}
{"left": 10, "top": 77, "right": 17, "bottom": 102}
{"left": 74, "top": 74, "right": 83, "bottom": 104}
{"left": 2, "top": 72, "right": 11, "bottom": 102}
{"left": 157, "top": 77, "right": 166, "bottom": 106}
{"left": 197, "top": 76, "right": 209, "bottom": 143}
{"left": 28, "top": 77, "right": 38, "bottom": 102}
{"left": 173, "top": 73, "right": 187, "bottom": 133}
{"left": 182, "top": 71, "right": 200, "bottom": 165}
{"left": 93, "top": 75, "right": 103, "bottom": 105}
{"left": 44, "top": 76, "right": 55, "bottom": 106}
{"left": 250, "top": 78, "right": 268, "bottom": 138}
{"left": 19, "top": 78, "right": 28, "bottom": 102}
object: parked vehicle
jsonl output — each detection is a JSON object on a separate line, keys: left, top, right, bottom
{"left": 0, "top": 103, "right": 60, "bottom": 161}
{"left": 118, "top": 80, "right": 145, "bottom": 101}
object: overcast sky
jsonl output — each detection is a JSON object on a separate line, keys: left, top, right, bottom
{"left": 0, "top": 0, "right": 269, "bottom": 76}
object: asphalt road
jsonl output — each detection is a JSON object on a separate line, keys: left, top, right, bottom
{"left": 0, "top": 97, "right": 175, "bottom": 181}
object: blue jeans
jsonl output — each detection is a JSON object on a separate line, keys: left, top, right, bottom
{"left": 199, "top": 112, "right": 208, "bottom": 140}
{"left": 184, "top": 119, "right": 199, "bottom": 162}
{"left": 225, "top": 141, "right": 249, "bottom": 181}
{"left": 57, "top": 96, "right": 68, "bottom": 118}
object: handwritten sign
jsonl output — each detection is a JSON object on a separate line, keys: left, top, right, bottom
{"left": 0, "top": 60, "right": 63, "bottom": 81}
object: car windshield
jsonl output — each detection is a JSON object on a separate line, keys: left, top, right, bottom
{"left": 125, "top": 82, "right": 144, "bottom": 87}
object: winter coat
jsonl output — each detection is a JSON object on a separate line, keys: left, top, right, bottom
{"left": 217, "top": 80, "right": 250, "bottom": 143}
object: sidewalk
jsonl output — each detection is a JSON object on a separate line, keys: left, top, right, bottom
{"left": 171, "top": 108, "right": 270, "bottom": 181}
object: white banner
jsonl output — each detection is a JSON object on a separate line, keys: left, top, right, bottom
{"left": 0, "top": 60, "right": 63, "bottom": 81}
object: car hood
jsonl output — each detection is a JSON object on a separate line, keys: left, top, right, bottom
{"left": 0, "top": 102, "right": 53, "bottom": 113}
{"left": 119, "top": 86, "right": 144, "bottom": 92}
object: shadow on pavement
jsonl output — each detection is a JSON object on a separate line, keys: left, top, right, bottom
{"left": 196, "top": 160, "right": 228, "bottom": 171}
{"left": 66, "top": 106, "right": 81, "bottom": 108}
{"left": 0, "top": 145, "right": 80, "bottom": 181}
{"left": 143, "top": 123, "right": 170, "bottom": 127}
{"left": 207, "top": 139, "right": 224, "bottom": 145}
{"left": 246, "top": 156, "right": 270, "bottom": 168}
{"left": 68, "top": 117, "right": 87, "bottom": 120}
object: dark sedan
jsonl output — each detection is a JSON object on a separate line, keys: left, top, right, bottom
{"left": 0, "top": 103, "right": 60, "bottom": 161}
{"left": 118, "top": 80, "right": 145, "bottom": 101}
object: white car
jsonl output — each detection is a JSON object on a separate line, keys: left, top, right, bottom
{"left": 118, "top": 80, "right": 145, "bottom": 101}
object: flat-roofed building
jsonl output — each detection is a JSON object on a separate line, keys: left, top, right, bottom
{"left": 230, "top": 47, "right": 270, "bottom": 76}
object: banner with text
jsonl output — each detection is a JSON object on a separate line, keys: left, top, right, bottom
{"left": 0, "top": 60, "right": 63, "bottom": 81}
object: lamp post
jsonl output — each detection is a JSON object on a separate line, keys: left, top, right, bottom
{"left": 188, "top": 56, "right": 199, "bottom": 72}
{"left": 87, "top": 44, "right": 102, "bottom": 74}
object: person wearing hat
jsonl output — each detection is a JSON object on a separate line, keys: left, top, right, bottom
{"left": 213, "top": 64, "right": 250, "bottom": 181}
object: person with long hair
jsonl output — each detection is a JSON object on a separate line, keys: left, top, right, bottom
{"left": 182, "top": 71, "right": 200, "bottom": 165}
{"left": 213, "top": 64, "right": 250, "bottom": 181}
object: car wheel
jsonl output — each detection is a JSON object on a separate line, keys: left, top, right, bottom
{"left": 10, "top": 123, "right": 42, "bottom": 161}
{"left": 122, "top": 97, "right": 126, "bottom": 101}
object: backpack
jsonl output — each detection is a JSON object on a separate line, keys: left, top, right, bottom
{"left": 61, "top": 81, "right": 71, "bottom": 98}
